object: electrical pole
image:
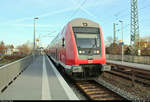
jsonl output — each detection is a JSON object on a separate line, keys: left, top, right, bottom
{"left": 113, "top": 23, "right": 119, "bottom": 44}
{"left": 130, "top": 0, "right": 140, "bottom": 55}
{"left": 119, "top": 20, "right": 124, "bottom": 63}
{"left": 33, "top": 19, "right": 35, "bottom": 52}
{"left": 33, "top": 17, "right": 39, "bottom": 54}
{"left": 113, "top": 23, "right": 116, "bottom": 44}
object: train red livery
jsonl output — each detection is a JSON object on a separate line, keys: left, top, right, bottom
{"left": 46, "top": 18, "right": 111, "bottom": 80}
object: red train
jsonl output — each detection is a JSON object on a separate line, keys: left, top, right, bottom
{"left": 46, "top": 18, "right": 110, "bottom": 80}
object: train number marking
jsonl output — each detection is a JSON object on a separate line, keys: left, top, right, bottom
{"left": 88, "top": 60, "right": 93, "bottom": 64}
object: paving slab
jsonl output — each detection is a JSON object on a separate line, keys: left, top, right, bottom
{"left": 0, "top": 54, "right": 79, "bottom": 100}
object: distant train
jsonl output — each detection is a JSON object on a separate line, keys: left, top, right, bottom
{"left": 46, "top": 18, "right": 111, "bottom": 80}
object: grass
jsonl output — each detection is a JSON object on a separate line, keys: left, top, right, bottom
{"left": 0, "top": 55, "right": 24, "bottom": 66}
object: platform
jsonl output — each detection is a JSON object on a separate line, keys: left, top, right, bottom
{"left": 0, "top": 54, "right": 79, "bottom": 100}
{"left": 107, "top": 60, "right": 150, "bottom": 71}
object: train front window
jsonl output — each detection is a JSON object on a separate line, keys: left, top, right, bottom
{"left": 76, "top": 34, "right": 100, "bottom": 48}
{"left": 73, "top": 27, "right": 101, "bottom": 49}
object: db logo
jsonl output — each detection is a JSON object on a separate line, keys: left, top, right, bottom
{"left": 88, "top": 60, "right": 93, "bottom": 64}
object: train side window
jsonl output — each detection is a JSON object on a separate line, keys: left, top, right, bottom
{"left": 62, "top": 38, "right": 65, "bottom": 47}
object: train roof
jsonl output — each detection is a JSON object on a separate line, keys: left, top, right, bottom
{"left": 48, "top": 18, "right": 101, "bottom": 48}
{"left": 68, "top": 18, "right": 99, "bottom": 28}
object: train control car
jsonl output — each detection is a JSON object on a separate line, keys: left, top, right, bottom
{"left": 47, "top": 18, "right": 111, "bottom": 80}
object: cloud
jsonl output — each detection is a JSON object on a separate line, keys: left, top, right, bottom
{"left": 3, "top": 0, "right": 109, "bottom": 24}
{"left": 3, "top": 7, "right": 77, "bottom": 25}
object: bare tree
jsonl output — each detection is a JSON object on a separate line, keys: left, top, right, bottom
{"left": 105, "top": 36, "right": 113, "bottom": 46}
{"left": 0, "top": 41, "right": 5, "bottom": 54}
{"left": 139, "top": 36, "right": 150, "bottom": 55}
{"left": 105, "top": 36, "right": 120, "bottom": 47}
{"left": 17, "top": 43, "right": 32, "bottom": 55}
{"left": 5, "top": 44, "right": 14, "bottom": 49}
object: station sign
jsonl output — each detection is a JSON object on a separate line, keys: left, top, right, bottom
{"left": 119, "top": 42, "right": 124, "bottom": 45}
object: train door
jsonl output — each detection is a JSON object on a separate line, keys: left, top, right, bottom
{"left": 56, "top": 48, "right": 58, "bottom": 60}
{"left": 62, "top": 38, "right": 66, "bottom": 64}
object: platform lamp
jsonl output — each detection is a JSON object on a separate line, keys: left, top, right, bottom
{"left": 33, "top": 17, "right": 39, "bottom": 53}
{"left": 119, "top": 20, "right": 124, "bottom": 63}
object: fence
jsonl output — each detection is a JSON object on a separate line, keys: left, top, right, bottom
{"left": 106, "top": 54, "right": 150, "bottom": 65}
{"left": 0, "top": 55, "right": 34, "bottom": 92}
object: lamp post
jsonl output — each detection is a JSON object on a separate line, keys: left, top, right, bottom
{"left": 119, "top": 20, "right": 124, "bottom": 63}
{"left": 113, "top": 23, "right": 119, "bottom": 44}
{"left": 33, "top": 17, "right": 39, "bottom": 53}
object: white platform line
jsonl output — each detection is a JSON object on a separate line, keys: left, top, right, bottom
{"left": 46, "top": 56, "right": 79, "bottom": 100}
{"left": 42, "top": 55, "right": 51, "bottom": 100}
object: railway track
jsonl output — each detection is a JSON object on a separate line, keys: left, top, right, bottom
{"left": 49, "top": 56, "right": 126, "bottom": 100}
{"left": 106, "top": 69, "right": 150, "bottom": 86}
{"left": 106, "top": 63, "right": 150, "bottom": 87}
{"left": 75, "top": 80, "right": 125, "bottom": 100}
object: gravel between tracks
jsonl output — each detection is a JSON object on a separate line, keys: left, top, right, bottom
{"left": 98, "top": 72, "right": 150, "bottom": 101}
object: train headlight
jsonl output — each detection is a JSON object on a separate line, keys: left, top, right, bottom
{"left": 79, "top": 50, "right": 82, "bottom": 54}
{"left": 97, "top": 50, "right": 99, "bottom": 54}
{"left": 79, "top": 50, "right": 85, "bottom": 54}
{"left": 94, "top": 50, "right": 97, "bottom": 54}
{"left": 82, "top": 51, "right": 85, "bottom": 54}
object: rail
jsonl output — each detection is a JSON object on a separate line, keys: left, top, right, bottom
{"left": 106, "top": 61, "right": 150, "bottom": 87}
{"left": 75, "top": 80, "right": 124, "bottom": 100}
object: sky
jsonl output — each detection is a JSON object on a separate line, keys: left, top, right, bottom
{"left": 0, "top": 0, "right": 150, "bottom": 48}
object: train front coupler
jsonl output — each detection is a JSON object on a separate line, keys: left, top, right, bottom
{"left": 101, "top": 64, "right": 111, "bottom": 71}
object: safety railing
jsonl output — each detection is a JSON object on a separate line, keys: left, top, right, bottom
{"left": 0, "top": 55, "right": 34, "bottom": 93}
{"left": 106, "top": 54, "right": 150, "bottom": 65}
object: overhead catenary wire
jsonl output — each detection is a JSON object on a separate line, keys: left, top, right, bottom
{"left": 102, "top": 0, "right": 150, "bottom": 27}
{"left": 115, "top": 3, "right": 150, "bottom": 21}
{"left": 114, "top": 0, "right": 148, "bottom": 18}
{"left": 66, "top": 0, "right": 87, "bottom": 22}
{"left": 99, "top": 1, "right": 150, "bottom": 39}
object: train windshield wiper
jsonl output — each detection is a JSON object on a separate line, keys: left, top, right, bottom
{"left": 90, "top": 38, "right": 97, "bottom": 49}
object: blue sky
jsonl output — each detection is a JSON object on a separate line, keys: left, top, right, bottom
{"left": 0, "top": 0, "right": 150, "bottom": 47}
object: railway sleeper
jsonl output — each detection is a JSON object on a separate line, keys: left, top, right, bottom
{"left": 84, "top": 89, "right": 104, "bottom": 92}
{"left": 94, "top": 97, "right": 121, "bottom": 100}
{"left": 78, "top": 84, "right": 99, "bottom": 87}
{"left": 77, "top": 83, "right": 95, "bottom": 86}
{"left": 76, "top": 82, "right": 90, "bottom": 85}
{"left": 87, "top": 91, "right": 109, "bottom": 95}
{"left": 81, "top": 86, "right": 99, "bottom": 89}
{"left": 90, "top": 94, "right": 115, "bottom": 99}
